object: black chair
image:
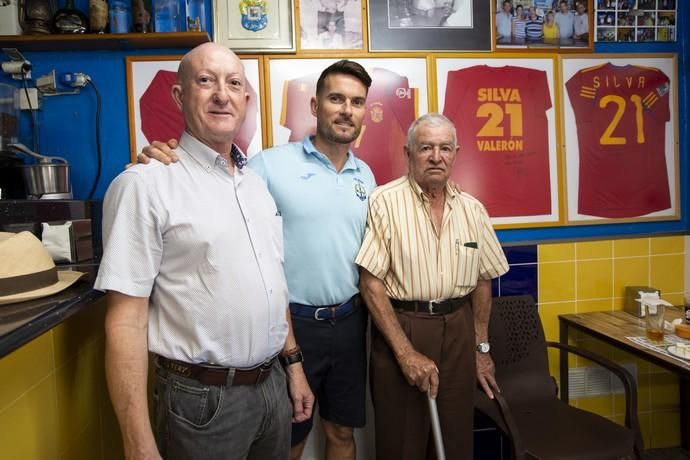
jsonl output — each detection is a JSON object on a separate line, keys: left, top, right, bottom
{"left": 474, "top": 295, "right": 643, "bottom": 460}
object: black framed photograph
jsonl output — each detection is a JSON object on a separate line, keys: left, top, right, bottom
{"left": 495, "top": 0, "right": 593, "bottom": 50}
{"left": 366, "top": 0, "right": 491, "bottom": 51}
{"left": 298, "top": 0, "right": 364, "bottom": 51}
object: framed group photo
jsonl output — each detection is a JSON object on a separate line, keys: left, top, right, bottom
{"left": 125, "top": 56, "right": 265, "bottom": 162}
{"left": 561, "top": 54, "right": 679, "bottom": 224}
{"left": 266, "top": 56, "right": 429, "bottom": 185}
{"left": 367, "top": 0, "right": 491, "bottom": 51}
{"left": 495, "top": 0, "right": 593, "bottom": 51}
{"left": 214, "top": 0, "right": 296, "bottom": 52}
{"left": 434, "top": 55, "right": 562, "bottom": 228}
{"left": 298, "top": 0, "right": 365, "bottom": 51}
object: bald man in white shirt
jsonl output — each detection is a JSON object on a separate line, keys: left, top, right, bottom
{"left": 96, "top": 43, "right": 313, "bottom": 460}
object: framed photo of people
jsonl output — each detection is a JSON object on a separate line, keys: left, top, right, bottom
{"left": 298, "top": 0, "right": 365, "bottom": 51}
{"left": 561, "top": 54, "right": 679, "bottom": 224}
{"left": 434, "top": 55, "right": 562, "bottom": 228}
{"left": 366, "top": 0, "right": 491, "bottom": 51}
{"left": 594, "top": 0, "right": 676, "bottom": 43}
{"left": 213, "top": 0, "right": 296, "bottom": 52}
{"left": 125, "top": 56, "right": 265, "bottom": 162}
{"left": 265, "top": 56, "right": 429, "bottom": 184}
{"left": 495, "top": 0, "right": 593, "bottom": 51}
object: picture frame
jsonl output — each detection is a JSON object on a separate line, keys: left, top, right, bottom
{"left": 594, "top": 0, "right": 676, "bottom": 43}
{"left": 495, "top": 0, "right": 594, "bottom": 51}
{"left": 560, "top": 54, "right": 679, "bottom": 224}
{"left": 125, "top": 55, "right": 265, "bottom": 163}
{"left": 434, "top": 55, "right": 562, "bottom": 228}
{"left": 213, "top": 0, "right": 296, "bottom": 52}
{"left": 366, "top": 0, "right": 492, "bottom": 52}
{"left": 266, "top": 55, "right": 429, "bottom": 184}
{"left": 298, "top": 0, "right": 365, "bottom": 51}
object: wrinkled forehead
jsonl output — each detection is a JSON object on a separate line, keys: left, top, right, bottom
{"left": 181, "top": 46, "right": 245, "bottom": 81}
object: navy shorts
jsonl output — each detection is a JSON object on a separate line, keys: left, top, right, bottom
{"left": 290, "top": 302, "right": 368, "bottom": 445}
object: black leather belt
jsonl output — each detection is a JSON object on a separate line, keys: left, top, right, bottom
{"left": 391, "top": 295, "right": 469, "bottom": 315}
{"left": 290, "top": 294, "right": 361, "bottom": 320}
{"left": 156, "top": 355, "right": 277, "bottom": 386}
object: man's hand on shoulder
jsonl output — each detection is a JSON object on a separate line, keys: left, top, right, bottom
{"left": 136, "top": 139, "right": 180, "bottom": 166}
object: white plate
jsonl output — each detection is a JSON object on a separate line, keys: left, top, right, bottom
{"left": 667, "top": 345, "right": 690, "bottom": 361}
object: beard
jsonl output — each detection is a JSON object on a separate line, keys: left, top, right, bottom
{"left": 318, "top": 117, "right": 362, "bottom": 145}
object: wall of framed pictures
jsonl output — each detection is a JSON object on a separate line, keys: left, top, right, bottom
{"left": 119, "top": 0, "right": 687, "bottom": 240}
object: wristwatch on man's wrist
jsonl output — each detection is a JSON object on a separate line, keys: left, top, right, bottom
{"left": 280, "top": 346, "right": 304, "bottom": 367}
{"left": 476, "top": 342, "right": 491, "bottom": 354}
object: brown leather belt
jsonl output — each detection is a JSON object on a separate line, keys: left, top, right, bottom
{"left": 391, "top": 295, "right": 470, "bottom": 315}
{"left": 156, "top": 355, "right": 277, "bottom": 386}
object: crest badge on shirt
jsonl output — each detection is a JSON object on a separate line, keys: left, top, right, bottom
{"left": 353, "top": 178, "right": 368, "bottom": 201}
{"left": 370, "top": 102, "right": 384, "bottom": 123}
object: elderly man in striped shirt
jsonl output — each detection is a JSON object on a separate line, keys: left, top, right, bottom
{"left": 356, "top": 112, "right": 509, "bottom": 460}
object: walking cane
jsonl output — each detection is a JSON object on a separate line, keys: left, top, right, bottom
{"left": 427, "top": 392, "right": 446, "bottom": 460}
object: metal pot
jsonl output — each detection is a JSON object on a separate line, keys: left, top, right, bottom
{"left": 9, "top": 143, "right": 72, "bottom": 198}
{"left": 21, "top": 163, "right": 70, "bottom": 196}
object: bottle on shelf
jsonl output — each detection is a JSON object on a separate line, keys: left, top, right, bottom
{"left": 185, "top": 0, "right": 205, "bottom": 32}
{"left": 89, "top": 0, "right": 109, "bottom": 33}
{"left": 53, "top": 0, "right": 90, "bottom": 33}
{"left": 132, "top": 0, "right": 152, "bottom": 32}
{"left": 109, "top": 0, "right": 132, "bottom": 33}
{"left": 153, "top": 0, "right": 181, "bottom": 32}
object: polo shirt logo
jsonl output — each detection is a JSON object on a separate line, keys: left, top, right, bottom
{"left": 353, "top": 178, "right": 367, "bottom": 201}
{"left": 300, "top": 173, "right": 316, "bottom": 180}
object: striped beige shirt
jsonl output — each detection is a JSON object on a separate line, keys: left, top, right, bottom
{"left": 355, "top": 176, "right": 509, "bottom": 301}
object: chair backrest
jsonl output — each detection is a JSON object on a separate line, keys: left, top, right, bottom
{"left": 489, "top": 295, "right": 558, "bottom": 401}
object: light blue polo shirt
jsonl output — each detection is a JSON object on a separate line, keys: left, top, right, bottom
{"left": 249, "top": 136, "right": 376, "bottom": 306}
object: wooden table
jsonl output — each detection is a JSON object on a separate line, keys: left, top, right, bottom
{"left": 559, "top": 309, "right": 690, "bottom": 448}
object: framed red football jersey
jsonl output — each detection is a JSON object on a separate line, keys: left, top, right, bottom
{"left": 565, "top": 60, "right": 674, "bottom": 219}
{"left": 441, "top": 64, "right": 554, "bottom": 219}
{"left": 127, "top": 56, "right": 264, "bottom": 160}
{"left": 278, "top": 67, "right": 418, "bottom": 185}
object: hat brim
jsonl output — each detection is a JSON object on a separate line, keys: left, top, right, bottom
{"left": 0, "top": 271, "right": 86, "bottom": 306}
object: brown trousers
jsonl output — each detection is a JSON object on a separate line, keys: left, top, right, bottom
{"left": 370, "top": 303, "right": 476, "bottom": 460}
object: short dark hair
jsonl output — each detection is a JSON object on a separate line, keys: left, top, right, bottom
{"left": 315, "top": 60, "right": 372, "bottom": 96}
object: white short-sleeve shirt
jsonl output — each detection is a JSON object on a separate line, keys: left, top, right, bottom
{"left": 96, "top": 133, "right": 289, "bottom": 368}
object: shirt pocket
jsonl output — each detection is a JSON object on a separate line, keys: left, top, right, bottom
{"left": 455, "top": 243, "right": 480, "bottom": 288}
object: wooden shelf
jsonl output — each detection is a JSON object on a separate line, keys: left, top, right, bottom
{"left": 0, "top": 32, "right": 210, "bottom": 52}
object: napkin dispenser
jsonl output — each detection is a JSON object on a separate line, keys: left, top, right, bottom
{"left": 624, "top": 286, "right": 660, "bottom": 317}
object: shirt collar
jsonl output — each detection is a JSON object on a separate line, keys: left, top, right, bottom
{"left": 179, "top": 132, "right": 247, "bottom": 174}
{"left": 407, "top": 174, "right": 458, "bottom": 206}
{"left": 302, "top": 135, "right": 360, "bottom": 172}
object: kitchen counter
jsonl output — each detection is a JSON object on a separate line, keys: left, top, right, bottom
{"left": 0, "top": 264, "right": 104, "bottom": 358}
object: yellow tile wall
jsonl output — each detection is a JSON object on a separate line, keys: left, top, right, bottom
{"left": 0, "top": 299, "right": 122, "bottom": 460}
{"left": 538, "top": 235, "right": 686, "bottom": 449}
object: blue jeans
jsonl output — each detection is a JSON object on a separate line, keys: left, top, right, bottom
{"left": 153, "top": 360, "right": 291, "bottom": 460}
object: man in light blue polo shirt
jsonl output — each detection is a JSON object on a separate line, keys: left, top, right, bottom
{"left": 139, "top": 60, "right": 375, "bottom": 460}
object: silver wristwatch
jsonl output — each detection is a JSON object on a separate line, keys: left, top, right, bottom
{"left": 476, "top": 342, "right": 491, "bottom": 354}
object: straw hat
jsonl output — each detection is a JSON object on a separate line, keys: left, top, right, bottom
{"left": 0, "top": 231, "right": 85, "bottom": 305}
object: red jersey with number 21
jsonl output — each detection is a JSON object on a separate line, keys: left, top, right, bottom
{"left": 443, "top": 65, "right": 552, "bottom": 218}
{"left": 566, "top": 63, "right": 671, "bottom": 218}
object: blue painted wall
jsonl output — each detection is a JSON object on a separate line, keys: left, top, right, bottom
{"left": 1, "top": 1, "right": 687, "bottom": 243}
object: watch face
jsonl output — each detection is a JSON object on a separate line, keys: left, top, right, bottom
{"left": 477, "top": 342, "right": 490, "bottom": 353}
